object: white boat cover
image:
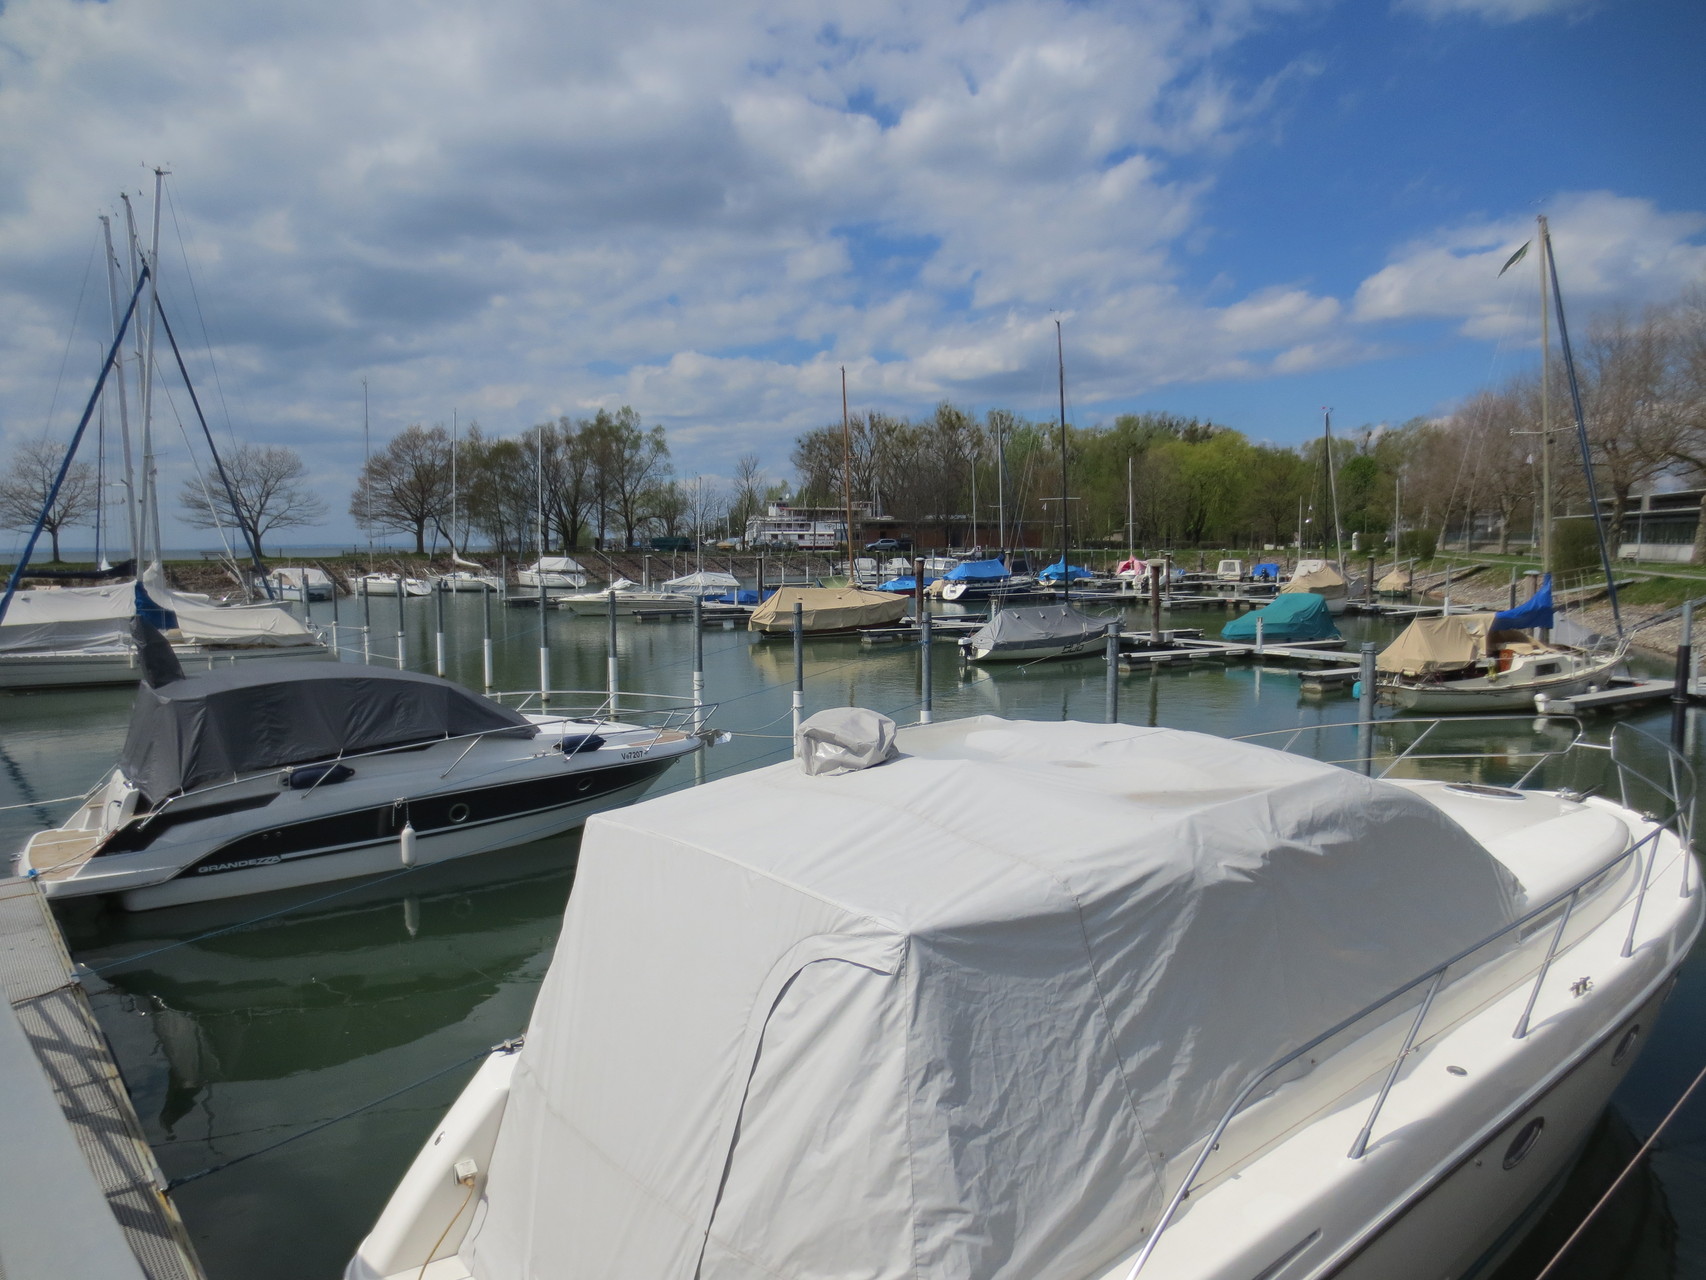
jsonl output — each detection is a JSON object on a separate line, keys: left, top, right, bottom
{"left": 748, "top": 584, "right": 906, "bottom": 633}
{"left": 527, "top": 556, "right": 587, "bottom": 574}
{"left": 267, "top": 567, "right": 334, "bottom": 591}
{"left": 464, "top": 716, "right": 1521, "bottom": 1280}
{"left": 0, "top": 573, "right": 319, "bottom": 653}
{"left": 662, "top": 570, "right": 741, "bottom": 593}
{"left": 1376, "top": 613, "right": 1501, "bottom": 676}
{"left": 968, "top": 602, "right": 1109, "bottom": 657}
{"left": 796, "top": 707, "right": 898, "bottom": 776}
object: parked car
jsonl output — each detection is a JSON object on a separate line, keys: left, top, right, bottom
{"left": 649, "top": 536, "right": 694, "bottom": 552}
{"left": 865, "top": 537, "right": 912, "bottom": 552}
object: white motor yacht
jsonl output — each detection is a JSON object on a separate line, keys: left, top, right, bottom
{"left": 347, "top": 712, "right": 1699, "bottom": 1280}
{"left": 551, "top": 578, "right": 693, "bottom": 616}
{"left": 515, "top": 557, "right": 589, "bottom": 590}
{"left": 355, "top": 573, "right": 433, "bottom": 597}
{"left": 15, "top": 626, "right": 716, "bottom": 910}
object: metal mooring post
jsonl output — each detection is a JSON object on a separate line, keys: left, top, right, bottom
{"left": 693, "top": 595, "right": 705, "bottom": 732}
{"left": 792, "top": 602, "right": 805, "bottom": 745}
{"left": 361, "top": 577, "right": 372, "bottom": 665}
{"left": 395, "top": 579, "right": 407, "bottom": 669}
{"left": 606, "top": 588, "right": 619, "bottom": 711}
{"left": 920, "top": 608, "right": 934, "bottom": 724}
{"left": 1672, "top": 601, "right": 1693, "bottom": 753}
{"left": 1105, "top": 620, "right": 1121, "bottom": 723}
{"left": 481, "top": 581, "right": 494, "bottom": 691}
{"left": 1358, "top": 641, "right": 1377, "bottom": 775}
{"left": 328, "top": 574, "right": 340, "bottom": 655}
{"left": 434, "top": 578, "right": 446, "bottom": 677}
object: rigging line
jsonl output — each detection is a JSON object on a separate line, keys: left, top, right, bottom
{"left": 163, "top": 181, "right": 241, "bottom": 447}
{"left": 38, "top": 231, "right": 101, "bottom": 443}
{"left": 165, "top": 1040, "right": 508, "bottom": 1190}
{"left": 160, "top": 379, "right": 240, "bottom": 566}
{"left": 1533, "top": 1056, "right": 1706, "bottom": 1280}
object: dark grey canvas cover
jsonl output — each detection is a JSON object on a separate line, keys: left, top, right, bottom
{"left": 120, "top": 661, "right": 533, "bottom": 801}
{"left": 971, "top": 602, "right": 1108, "bottom": 655}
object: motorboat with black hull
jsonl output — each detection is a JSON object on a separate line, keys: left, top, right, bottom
{"left": 14, "top": 625, "right": 716, "bottom": 910}
{"left": 347, "top": 711, "right": 1699, "bottom": 1280}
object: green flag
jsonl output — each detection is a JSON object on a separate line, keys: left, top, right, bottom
{"left": 1498, "top": 241, "right": 1530, "bottom": 276}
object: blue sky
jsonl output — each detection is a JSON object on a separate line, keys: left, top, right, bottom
{"left": 0, "top": 0, "right": 1701, "bottom": 546}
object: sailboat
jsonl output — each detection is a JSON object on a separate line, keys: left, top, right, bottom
{"left": 963, "top": 323, "right": 1109, "bottom": 663}
{"left": 435, "top": 416, "right": 503, "bottom": 591}
{"left": 0, "top": 175, "right": 329, "bottom": 689}
{"left": 1281, "top": 412, "right": 1364, "bottom": 613}
{"left": 1378, "top": 216, "right": 1627, "bottom": 713}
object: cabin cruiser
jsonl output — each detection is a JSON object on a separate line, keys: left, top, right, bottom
{"left": 661, "top": 570, "right": 742, "bottom": 599}
{"left": 515, "top": 557, "right": 589, "bottom": 590}
{"left": 355, "top": 573, "right": 433, "bottom": 597}
{"left": 961, "top": 601, "right": 1112, "bottom": 662}
{"left": 547, "top": 578, "right": 695, "bottom": 616}
{"left": 0, "top": 568, "right": 330, "bottom": 690}
{"left": 14, "top": 624, "right": 715, "bottom": 910}
{"left": 347, "top": 711, "right": 1699, "bottom": 1280}
{"left": 939, "top": 558, "right": 1041, "bottom": 602}
{"left": 435, "top": 570, "right": 503, "bottom": 592}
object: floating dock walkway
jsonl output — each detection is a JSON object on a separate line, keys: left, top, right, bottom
{"left": 0, "top": 876, "right": 205, "bottom": 1280}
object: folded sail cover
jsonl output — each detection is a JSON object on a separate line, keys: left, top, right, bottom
{"left": 464, "top": 717, "right": 1520, "bottom": 1280}
{"left": 1376, "top": 613, "right": 1501, "bottom": 676}
{"left": 119, "top": 661, "right": 532, "bottom": 801}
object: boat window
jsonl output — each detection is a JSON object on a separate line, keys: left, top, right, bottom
{"left": 1535, "top": 663, "right": 1559, "bottom": 676}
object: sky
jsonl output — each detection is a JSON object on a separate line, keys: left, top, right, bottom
{"left": 1, "top": 0, "right": 1702, "bottom": 549}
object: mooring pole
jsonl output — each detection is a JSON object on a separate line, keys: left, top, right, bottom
{"left": 693, "top": 594, "right": 705, "bottom": 733}
{"left": 361, "top": 580, "right": 371, "bottom": 665}
{"left": 792, "top": 601, "right": 805, "bottom": 746}
{"left": 1672, "top": 601, "right": 1693, "bottom": 753}
{"left": 481, "top": 579, "right": 494, "bottom": 691}
{"left": 1105, "top": 620, "right": 1121, "bottom": 724}
{"left": 1255, "top": 615, "right": 1265, "bottom": 656}
{"left": 607, "top": 587, "right": 619, "bottom": 711}
{"left": 921, "top": 608, "right": 934, "bottom": 724}
{"left": 1443, "top": 563, "right": 1453, "bottom": 615}
{"left": 913, "top": 556, "right": 924, "bottom": 620}
{"left": 536, "top": 575, "right": 549, "bottom": 704}
{"left": 395, "top": 577, "right": 407, "bottom": 669}
{"left": 1359, "top": 641, "right": 1377, "bottom": 775}
{"left": 434, "top": 578, "right": 446, "bottom": 677}
{"left": 328, "top": 574, "right": 340, "bottom": 656}
{"left": 1149, "top": 562, "right": 1163, "bottom": 642}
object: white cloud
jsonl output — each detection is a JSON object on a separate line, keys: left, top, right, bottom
{"left": 1350, "top": 192, "right": 1706, "bottom": 337}
{"left": 1393, "top": 0, "right": 1595, "bottom": 23}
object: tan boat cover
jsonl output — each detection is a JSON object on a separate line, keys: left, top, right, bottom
{"left": 748, "top": 584, "right": 906, "bottom": 633}
{"left": 1376, "top": 613, "right": 1502, "bottom": 676}
{"left": 1377, "top": 567, "right": 1412, "bottom": 592}
{"left": 1280, "top": 564, "right": 1347, "bottom": 595}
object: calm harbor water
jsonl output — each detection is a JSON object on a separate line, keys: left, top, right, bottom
{"left": 1, "top": 591, "right": 1702, "bottom": 1280}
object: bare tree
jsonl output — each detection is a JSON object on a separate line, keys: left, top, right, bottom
{"left": 178, "top": 444, "right": 327, "bottom": 556}
{"left": 0, "top": 439, "right": 98, "bottom": 562}
{"left": 729, "top": 454, "right": 765, "bottom": 538}
{"left": 350, "top": 424, "right": 452, "bottom": 554}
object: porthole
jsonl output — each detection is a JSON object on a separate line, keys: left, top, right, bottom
{"left": 448, "top": 803, "right": 470, "bottom": 824}
{"left": 1612, "top": 1025, "right": 1641, "bottom": 1066}
{"left": 1503, "top": 1117, "right": 1544, "bottom": 1170}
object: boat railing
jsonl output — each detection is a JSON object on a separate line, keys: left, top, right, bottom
{"left": 488, "top": 687, "right": 711, "bottom": 733}
{"left": 1123, "top": 716, "right": 1695, "bottom": 1278}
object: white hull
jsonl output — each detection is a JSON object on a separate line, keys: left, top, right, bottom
{"left": 357, "top": 576, "right": 433, "bottom": 597}
{"left": 436, "top": 574, "right": 503, "bottom": 593}
{"left": 0, "top": 640, "right": 334, "bottom": 691}
{"left": 516, "top": 571, "right": 588, "bottom": 591}
{"left": 964, "top": 635, "right": 1104, "bottom": 663}
{"left": 554, "top": 591, "right": 691, "bottom": 616}
{"left": 1382, "top": 653, "right": 1621, "bottom": 714}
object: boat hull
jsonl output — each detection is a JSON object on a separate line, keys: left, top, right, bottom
{"left": 964, "top": 635, "right": 1105, "bottom": 663}
{"left": 1381, "top": 658, "right": 1617, "bottom": 714}
{"left": 0, "top": 641, "right": 335, "bottom": 691}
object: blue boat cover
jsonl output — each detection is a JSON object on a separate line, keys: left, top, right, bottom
{"left": 716, "top": 589, "right": 764, "bottom": 604}
{"left": 1492, "top": 575, "right": 1554, "bottom": 631}
{"left": 1221, "top": 593, "right": 1339, "bottom": 643}
{"left": 878, "top": 575, "right": 938, "bottom": 592}
{"left": 944, "top": 559, "right": 1010, "bottom": 582}
{"left": 1038, "top": 560, "right": 1093, "bottom": 582}
{"left": 1252, "top": 562, "right": 1280, "bottom": 581}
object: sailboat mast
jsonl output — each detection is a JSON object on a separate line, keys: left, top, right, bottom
{"left": 99, "top": 215, "right": 139, "bottom": 563}
{"left": 1057, "top": 320, "right": 1069, "bottom": 603}
{"left": 450, "top": 408, "right": 458, "bottom": 559}
{"left": 1538, "top": 215, "right": 1553, "bottom": 578}
{"left": 841, "top": 366, "right": 855, "bottom": 580}
{"left": 1126, "top": 455, "right": 1134, "bottom": 566}
{"left": 995, "top": 417, "right": 1007, "bottom": 563}
{"left": 136, "top": 168, "right": 167, "bottom": 566}
{"left": 1323, "top": 408, "right": 1344, "bottom": 566}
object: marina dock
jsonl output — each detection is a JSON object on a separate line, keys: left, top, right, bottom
{"left": 0, "top": 876, "right": 205, "bottom": 1280}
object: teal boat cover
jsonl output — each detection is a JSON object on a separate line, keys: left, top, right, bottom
{"left": 1221, "top": 593, "right": 1339, "bottom": 643}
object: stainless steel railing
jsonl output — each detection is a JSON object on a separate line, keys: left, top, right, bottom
{"left": 1122, "top": 716, "right": 1695, "bottom": 1278}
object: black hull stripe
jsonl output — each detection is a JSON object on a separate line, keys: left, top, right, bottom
{"left": 180, "top": 757, "right": 674, "bottom": 877}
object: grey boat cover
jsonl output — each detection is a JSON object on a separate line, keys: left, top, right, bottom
{"left": 969, "top": 601, "right": 1108, "bottom": 656}
{"left": 463, "top": 716, "right": 1521, "bottom": 1280}
{"left": 119, "top": 661, "right": 532, "bottom": 801}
